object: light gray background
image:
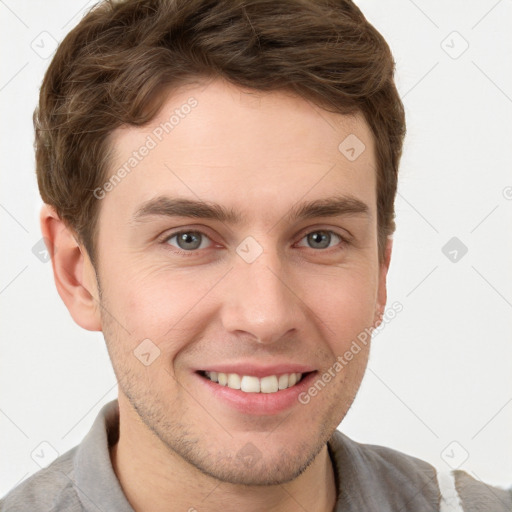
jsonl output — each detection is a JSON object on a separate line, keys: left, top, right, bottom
{"left": 1, "top": 0, "right": 511, "bottom": 496}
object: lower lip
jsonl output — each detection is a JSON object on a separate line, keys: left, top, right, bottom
{"left": 194, "top": 371, "right": 318, "bottom": 416}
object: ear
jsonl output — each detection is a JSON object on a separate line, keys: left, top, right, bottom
{"left": 40, "top": 204, "right": 102, "bottom": 331}
{"left": 373, "top": 236, "right": 393, "bottom": 329}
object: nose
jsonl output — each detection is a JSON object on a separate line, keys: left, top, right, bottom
{"left": 219, "top": 245, "right": 303, "bottom": 345}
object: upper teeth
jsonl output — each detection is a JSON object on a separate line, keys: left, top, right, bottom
{"left": 204, "top": 371, "right": 303, "bottom": 393}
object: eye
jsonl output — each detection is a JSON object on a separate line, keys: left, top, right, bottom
{"left": 296, "top": 230, "right": 346, "bottom": 250}
{"left": 160, "top": 228, "right": 348, "bottom": 256}
{"left": 164, "top": 230, "right": 212, "bottom": 252}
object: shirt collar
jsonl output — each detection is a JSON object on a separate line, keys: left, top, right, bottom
{"left": 70, "top": 398, "right": 404, "bottom": 512}
{"left": 73, "top": 399, "right": 134, "bottom": 512}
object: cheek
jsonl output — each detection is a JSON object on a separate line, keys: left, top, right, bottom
{"left": 114, "top": 265, "right": 221, "bottom": 344}
{"left": 122, "top": 279, "right": 186, "bottom": 339}
{"left": 305, "top": 266, "right": 378, "bottom": 345}
{"left": 104, "top": 252, "right": 379, "bottom": 355}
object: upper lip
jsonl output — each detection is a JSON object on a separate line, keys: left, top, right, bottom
{"left": 196, "top": 363, "right": 316, "bottom": 378}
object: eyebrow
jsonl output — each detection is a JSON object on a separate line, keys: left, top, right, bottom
{"left": 130, "top": 194, "right": 370, "bottom": 226}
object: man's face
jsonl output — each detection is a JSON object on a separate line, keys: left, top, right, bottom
{"left": 93, "top": 78, "right": 389, "bottom": 485}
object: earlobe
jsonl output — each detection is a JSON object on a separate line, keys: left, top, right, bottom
{"left": 40, "top": 204, "right": 102, "bottom": 331}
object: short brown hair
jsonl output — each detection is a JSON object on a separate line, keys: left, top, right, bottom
{"left": 35, "top": 0, "right": 406, "bottom": 267}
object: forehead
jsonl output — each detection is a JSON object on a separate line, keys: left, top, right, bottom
{"left": 103, "top": 78, "right": 377, "bottom": 226}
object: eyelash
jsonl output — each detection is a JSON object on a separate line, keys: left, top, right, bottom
{"left": 158, "top": 228, "right": 350, "bottom": 257}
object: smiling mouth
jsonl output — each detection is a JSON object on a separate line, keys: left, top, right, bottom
{"left": 197, "top": 370, "right": 315, "bottom": 394}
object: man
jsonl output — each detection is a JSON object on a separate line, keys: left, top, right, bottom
{"left": 1, "top": 0, "right": 510, "bottom": 510}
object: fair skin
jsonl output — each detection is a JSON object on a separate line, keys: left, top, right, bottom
{"left": 41, "top": 78, "right": 392, "bottom": 512}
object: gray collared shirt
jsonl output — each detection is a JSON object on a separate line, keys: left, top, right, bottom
{"left": 2, "top": 399, "right": 511, "bottom": 511}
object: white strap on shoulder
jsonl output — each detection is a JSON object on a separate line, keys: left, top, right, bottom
{"left": 436, "top": 468, "right": 465, "bottom": 512}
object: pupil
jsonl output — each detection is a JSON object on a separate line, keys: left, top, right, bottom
{"left": 179, "top": 232, "right": 201, "bottom": 250}
{"left": 175, "top": 231, "right": 331, "bottom": 251}
{"left": 309, "top": 231, "right": 329, "bottom": 249}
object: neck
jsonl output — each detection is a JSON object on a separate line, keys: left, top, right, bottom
{"left": 109, "top": 401, "right": 337, "bottom": 512}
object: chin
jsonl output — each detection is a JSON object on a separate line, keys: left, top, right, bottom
{"left": 183, "top": 437, "right": 324, "bottom": 487}
{"left": 197, "top": 456, "right": 312, "bottom": 487}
